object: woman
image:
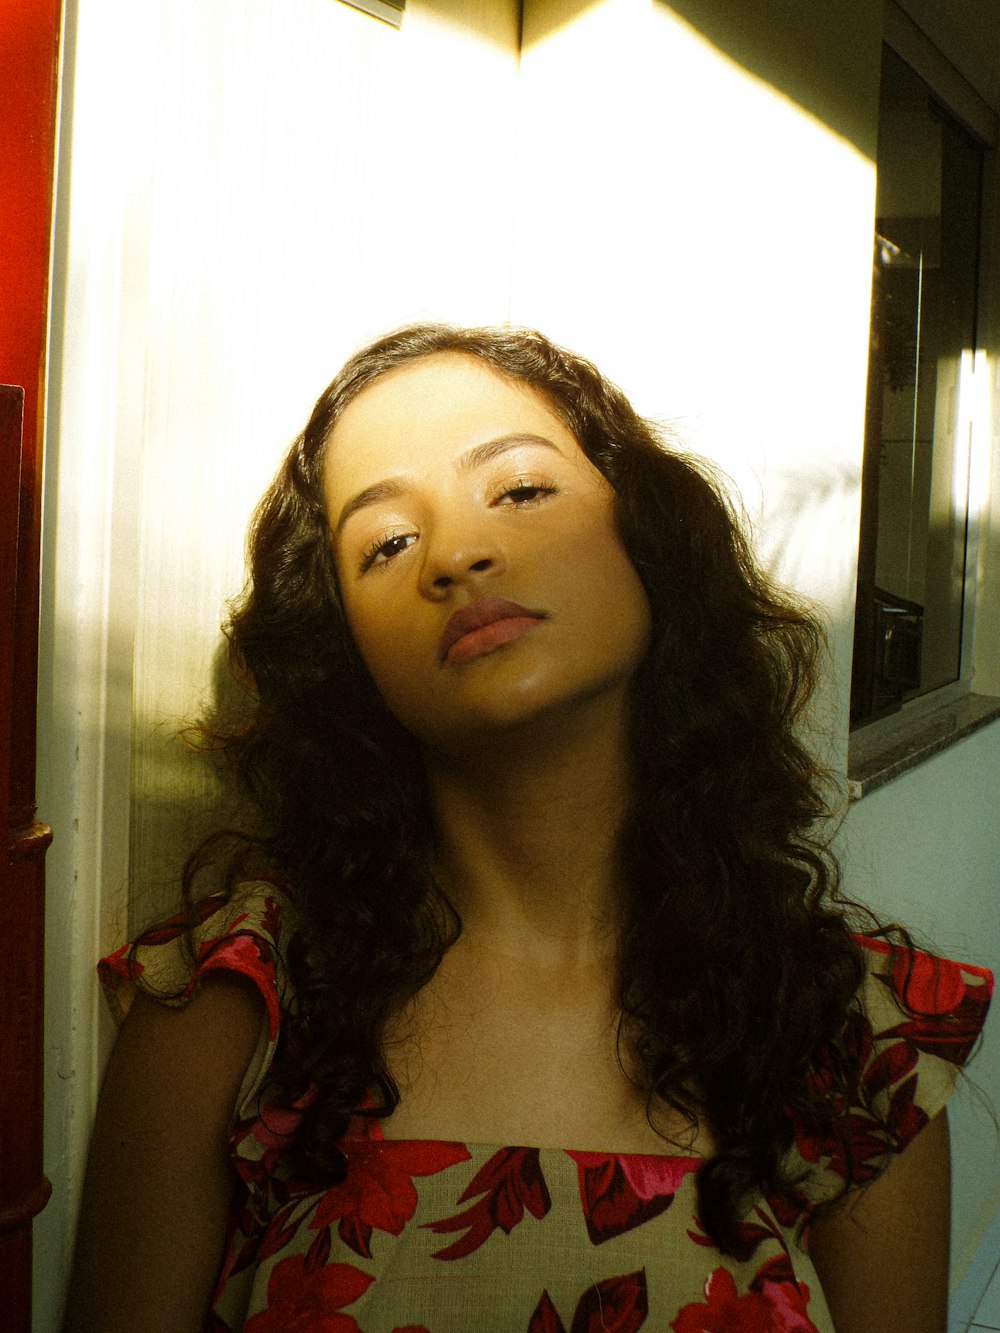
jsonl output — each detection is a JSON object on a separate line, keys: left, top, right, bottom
{"left": 68, "top": 324, "right": 992, "bottom": 1332}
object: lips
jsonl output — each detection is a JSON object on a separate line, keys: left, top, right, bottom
{"left": 439, "top": 596, "right": 545, "bottom": 665}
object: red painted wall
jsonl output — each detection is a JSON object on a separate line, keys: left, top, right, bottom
{"left": 0, "top": 1, "right": 63, "bottom": 1326}
{"left": 1, "top": 1, "right": 61, "bottom": 781}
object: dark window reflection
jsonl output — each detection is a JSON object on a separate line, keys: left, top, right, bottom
{"left": 852, "top": 45, "right": 985, "bottom": 728}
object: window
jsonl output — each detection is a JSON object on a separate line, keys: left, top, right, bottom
{"left": 851, "top": 43, "right": 987, "bottom": 729}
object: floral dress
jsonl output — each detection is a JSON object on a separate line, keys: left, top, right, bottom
{"left": 99, "top": 881, "right": 993, "bottom": 1332}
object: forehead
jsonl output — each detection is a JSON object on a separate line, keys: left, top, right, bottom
{"left": 322, "top": 352, "right": 581, "bottom": 502}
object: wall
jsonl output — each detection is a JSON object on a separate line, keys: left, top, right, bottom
{"left": 36, "top": 0, "right": 1000, "bottom": 1321}
{"left": 35, "top": 1, "right": 520, "bottom": 1325}
{"left": 840, "top": 723, "right": 1000, "bottom": 1272}
{"left": 511, "top": 0, "right": 1000, "bottom": 1286}
{"left": 513, "top": 0, "right": 882, "bottom": 778}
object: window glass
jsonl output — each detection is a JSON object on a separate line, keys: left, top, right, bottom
{"left": 851, "top": 45, "right": 985, "bottom": 727}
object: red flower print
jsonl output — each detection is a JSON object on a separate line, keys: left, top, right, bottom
{"left": 892, "top": 949, "right": 968, "bottom": 1016}
{"left": 528, "top": 1271, "right": 648, "bottom": 1333}
{"left": 566, "top": 1152, "right": 698, "bottom": 1244}
{"left": 133, "top": 898, "right": 220, "bottom": 949}
{"left": 244, "top": 1256, "right": 373, "bottom": 1332}
{"left": 230, "top": 1095, "right": 312, "bottom": 1196}
{"left": 863, "top": 1034, "right": 919, "bottom": 1100}
{"left": 877, "top": 987, "right": 992, "bottom": 1067}
{"left": 859, "top": 938, "right": 993, "bottom": 1066}
{"left": 687, "top": 1204, "right": 787, "bottom": 1262}
{"left": 617, "top": 1154, "right": 700, "bottom": 1200}
{"left": 883, "top": 1071, "right": 927, "bottom": 1149}
{"left": 196, "top": 929, "right": 282, "bottom": 1039}
{"left": 202, "top": 909, "right": 250, "bottom": 945}
{"left": 788, "top": 999, "right": 931, "bottom": 1187}
{"left": 311, "top": 1138, "right": 470, "bottom": 1258}
{"left": 425, "top": 1148, "right": 551, "bottom": 1260}
{"left": 99, "top": 895, "right": 289, "bottom": 1040}
{"left": 840, "top": 1119, "right": 890, "bottom": 1184}
{"left": 671, "top": 1267, "right": 817, "bottom": 1333}
{"left": 528, "top": 1294, "right": 565, "bottom": 1333}
{"left": 250, "top": 1100, "right": 307, "bottom": 1150}
{"left": 767, "top": 1186, "right": 812, "bottom": 1232}
{"left": 751, "top": 1254, "right": 799, "bottom": 1287}
{"left": 257, "top": 1200, "right": 317, "bottom": 1267}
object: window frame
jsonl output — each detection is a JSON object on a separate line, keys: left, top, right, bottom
{"left": 847, "top": 2, "right": 1000, "bottom": 795}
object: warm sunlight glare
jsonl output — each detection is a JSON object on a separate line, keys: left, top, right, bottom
{"left": 515, "top": 0, "right": 877, "bottom": 635}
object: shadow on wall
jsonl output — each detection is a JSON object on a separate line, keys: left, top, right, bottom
{"left": 523, "top": 0, "right": 880, "bottom": 158}
{"left": 654, "top": 0, "right": 881, "bottom": 156}
{"left": 129, "top": 637, "right": 255, "bottom": 931}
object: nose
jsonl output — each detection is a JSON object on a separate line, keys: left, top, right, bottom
{"left": 419, "top": 520, "right": 506, "bottom": 599}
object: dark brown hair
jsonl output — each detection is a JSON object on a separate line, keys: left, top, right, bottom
{"left": 183, "top": 324, "right": 889, "bottom": 1249}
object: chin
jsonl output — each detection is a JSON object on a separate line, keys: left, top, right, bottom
{"left": 411, "top": 677, "right": 635, "bottom": 759}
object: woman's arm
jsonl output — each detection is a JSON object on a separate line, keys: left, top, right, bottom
{"left": 65, "top": 975, "right": 265, "bottom": 1333}
{"left": 808, "top": 1108, "right": 951, "bottom": 1333}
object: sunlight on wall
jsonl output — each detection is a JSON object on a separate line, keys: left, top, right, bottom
{"left": 37, "top": 1, "right": 520, "bottom": 1323}
{"left": 970, "top": 349, "right": 1000, "bottom": 694}
{"left": 962, "top": 342, "right": 996, "bottom": 651}
{"left": 964, "top": 351, "right": 993, "bottom": 522}
{"left": 513, "top": 0, "right": 878, "bottom": 762}
{"left": 114, "top": 0, "right": 520, "bottom": 926}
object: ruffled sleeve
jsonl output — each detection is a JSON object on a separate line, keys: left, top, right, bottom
{"left": 98, "top": 880, "right": 294, "bottom": 1123}
{"left": 792, "top": 936, "right": 993, "bottom": 1204}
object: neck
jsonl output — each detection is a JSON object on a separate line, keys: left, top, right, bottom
{"left": 423, "top": 697, "right": 633, "bottom": 967}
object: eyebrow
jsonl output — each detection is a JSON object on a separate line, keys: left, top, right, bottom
{"left": 333, "top": 432, "right": 562, "bottom": 535}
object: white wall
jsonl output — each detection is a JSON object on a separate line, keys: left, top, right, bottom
{"left": 36, "top": 0, "right": 520, "bottom": 1324}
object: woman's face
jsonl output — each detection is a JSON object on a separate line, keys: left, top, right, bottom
{"left": 322, "top": 352, "right": 651, "bottom": 751}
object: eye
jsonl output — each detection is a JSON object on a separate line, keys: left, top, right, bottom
{"left": 359, "top": 530, "right": 417, "bottom": 573}
{"left": 493, "top": 478, "right": 558, "bottom": 506}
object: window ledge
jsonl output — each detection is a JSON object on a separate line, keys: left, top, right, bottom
{"left": 848, "top": 692, "right": 1000, "bottom": 800}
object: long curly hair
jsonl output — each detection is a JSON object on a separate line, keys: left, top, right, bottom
{"left": 179, "top": 323, "right": 893, "bottom": 1251}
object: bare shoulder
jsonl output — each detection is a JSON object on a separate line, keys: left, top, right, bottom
{"left": 65, "top": 976, "right": 267, "bottom": 1332}
{"left": 111, "top": 971, "right": 266, "bottom": 1099}
{"left": 808, "top": 1109, "right": 951, "bottom": 1333}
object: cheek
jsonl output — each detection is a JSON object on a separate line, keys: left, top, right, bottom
{"left": 603, "top": 561, "right": 652, "bottom": 665}
{"left": 344, "top": 606, "right": 397, "bottom": 684}
{"left": 573, "top": 515, "right": 652, "bottom": 646}
{"left": 340, "top": 595, "right": 430, "bottom": 729}
{"left": 339, "top": 588, "right": 390, "bottom": 673}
